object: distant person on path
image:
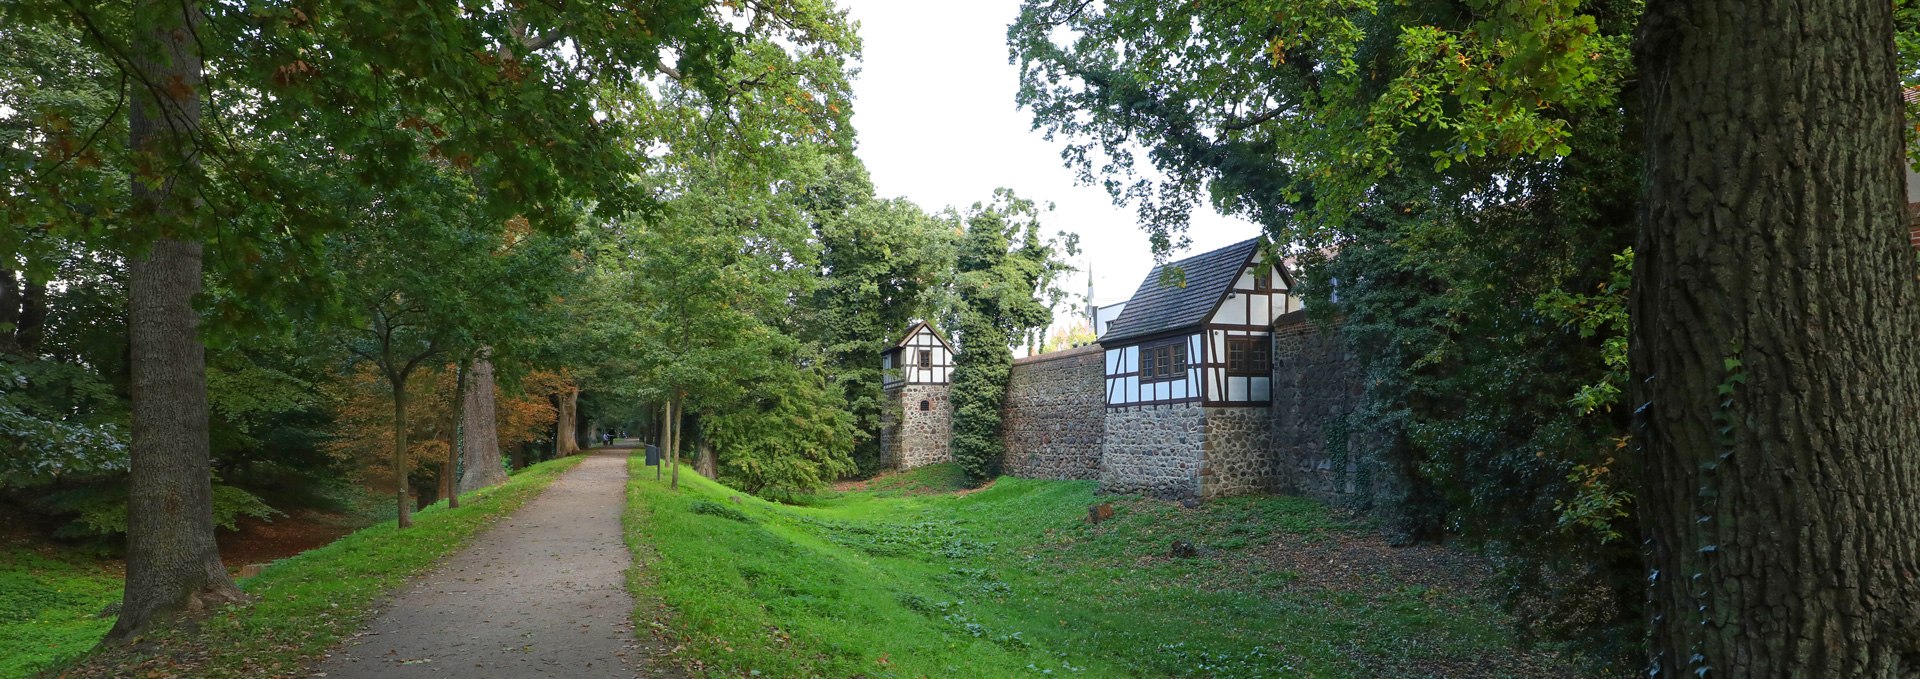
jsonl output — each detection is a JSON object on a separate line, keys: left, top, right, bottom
{"left": 602, "top": 431, "right": 612, "bottom": 447}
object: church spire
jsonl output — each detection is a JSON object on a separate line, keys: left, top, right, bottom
{"left": 1085, "top": 259, "right": 1096, "bottom": 327}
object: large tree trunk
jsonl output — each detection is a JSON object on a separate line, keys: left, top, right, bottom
{"left": 1633, "top": 1, "right": 1920, "bottom": 674}
{"left": 392, "top": 378, "right": 413, "bottom": 528}
{"left": 458, "top": 354, "right": 509, "bottom": 493}
{"left": 105, "top": 0, "right": 242, "bottom": 645}
{"left": 554, "top": 386, "right": 579, "bottom": 457}
{"left": 696, "top": 438, "right": 716, "bottom": 479}
{"left": 668, "top": 395, "right": 681, "bottom": 489}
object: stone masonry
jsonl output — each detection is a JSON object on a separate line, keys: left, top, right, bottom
{"left": 1200, "top": 406, "right": 1281, "bottom": 498}
{"left": 1098, "top": 402, "right": 1206, "bottom": 498}
{"left": 1000, "top": 345, "right": 1104, "bottom": 480}
{"left": 880, "top": 382, "right": 953, "bottom": 470}
{"left": 1268, "top": 311, "right": 1365, "bottom": 505}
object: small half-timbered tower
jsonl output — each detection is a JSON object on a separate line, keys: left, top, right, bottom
{"left": 1095, "top": 237, "right": 1301, "bottom": 498}
{"left": 879, "top": 321, "right": 956, "bottom": 470}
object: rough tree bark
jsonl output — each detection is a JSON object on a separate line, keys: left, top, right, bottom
{"left": 696, "top": 438, "right": 716, "bottom": 479}
{"left": 457, "top": 354, "right": 509, "bottom": 493}
{"left": 1633, "top": 0, "right": 1920, "bottom": 675}
{"left": 105, "top": 0, "right": 243, "bottom": 644}
{"left": 553, "top": 386, "right": 579, "bottom": 457}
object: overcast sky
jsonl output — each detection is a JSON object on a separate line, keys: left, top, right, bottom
{"left": 838, "top": 1, "right": 1261, "bottom": 320}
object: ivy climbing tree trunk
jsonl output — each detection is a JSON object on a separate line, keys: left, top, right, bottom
{"left": 1633, "top": 0, "right": 1920, "bottom": 674}
{"left": 106, "top": 0, "right": 242, "bottom": 644}
{"left": 457, "top": 353, "right": 508, "bottom": 493}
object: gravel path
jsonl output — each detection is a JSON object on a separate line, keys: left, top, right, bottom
{"left": 312, "top": 448, "right": 673, "bottom": 678}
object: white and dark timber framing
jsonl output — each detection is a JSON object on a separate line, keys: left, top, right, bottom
{"left": 881, "top": 320, "right": 955, "bottom": 388}
{"left": 1098, "top": 237, "right": 1301, "bottom": 409}
{"left": 879, "top": 321, "right": 956, "bottom": 470}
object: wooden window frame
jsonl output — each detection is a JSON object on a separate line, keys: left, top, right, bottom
{"left": 1226, "top": 336, "right": 1271, "bottom": 376}
{"left": 1139, "top": 338, "right": 1190, "bottom": 383}
{"left": 917, "top": 349, "right": 933, "bottom": 368}
{"left": 1253, "top": 266, "right": 1272, "bottom": 292}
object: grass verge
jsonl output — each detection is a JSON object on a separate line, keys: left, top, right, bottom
{"left": 41, "top": 454, "right": 585, "bottom": 679}
{"left": 625, "top": 460, "right": 1603, "bottom": 678}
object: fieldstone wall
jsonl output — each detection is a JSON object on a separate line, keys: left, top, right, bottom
{"left": 1268, "top": 311, "right": 1367, "bottom": 505}
{"left": 1099, "top": 402, "right": 1206, "bottom": 499}
{"left": 1199, "top": 406, "right": 1280, "bottom": 498}
{"left": 1000, "top": 345, "right": 1105, "bottom": 480}
{"left": 880, "top": 382, "right": 953, "bottom": 470}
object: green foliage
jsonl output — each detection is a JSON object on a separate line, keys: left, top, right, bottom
{"left": 35, "top": 482, "right": 280, "bottom": 541}
{"left": 0, "top": 358, "right": 125, "bottom": 487}
{"left": 688, "top": 499, "right": 752, "bottom": 523}
{"left": 1012, "top": 0, "right": 1645, "bottom": 660}
{"left": 624, "top": 455, "right": 1605, "bottom": 678}
{"left": 803, "top": 164, "right": 957, "bottom": 475}
{"left": 948, "top": 191, "right": 1075, "bottom": 483}
{"left": 705, "top": 367, "right": 858, "bottom": 496}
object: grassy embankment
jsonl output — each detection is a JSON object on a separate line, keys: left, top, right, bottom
{"left": 626, "top": 459, "right": 1598, "bottom": 678}
{"left": 3, "top": 454, "right": 584, "bottom": 679}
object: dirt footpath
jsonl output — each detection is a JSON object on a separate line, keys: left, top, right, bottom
{"left": 312, "top": 449, "right": 674, "bottom": 678}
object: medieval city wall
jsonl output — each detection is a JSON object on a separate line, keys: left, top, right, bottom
{"left": 1268, "top": 312, "right": 1367, "bottom": 506}
{"left": 1198, "top": 406, "right": 1281, "bottom": 498}
{"left": 1098, "top": 402, "right": 1206, "bottom": 498}
{"left": 999, "top": 345, "right": 1105, "bottom": 479}
{"left": 978, "top": 312, "right": 1369, "bottom": 506}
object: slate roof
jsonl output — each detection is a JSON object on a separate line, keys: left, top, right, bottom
{"left": 1099, "top": 238, "right": 1262, "bottom": 346}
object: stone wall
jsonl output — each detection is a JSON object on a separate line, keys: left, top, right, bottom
{"left": 1099, "top": 402, "right": 1206, "bottom": 499}
{"left": 880, "top": 382, "right": 953, "bottom": 470}
{"left": 1268, "top": 311, "right": 1366, "bottom": 505}
{"left": 1000, "top": 345, "right": 1105, "bottom": 480}
{"left": 1199, "top": 406, "right": 1280, "bottom": 498}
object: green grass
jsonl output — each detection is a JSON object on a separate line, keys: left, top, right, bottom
{"left": 40, "top": 454, "right": 585, "bottom": 679}
{"left": 0, "top": 547, "right": 121, "bottom": 678}
{"left": 626, "top": 460, "right": 1596, "bottom": 678}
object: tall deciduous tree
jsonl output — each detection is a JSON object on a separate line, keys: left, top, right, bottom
{"left": 948, "top": 190, "right": 1073, "bottom": 483}
{"left": 1632, "top": 0, "right": 1920, "bottom": 673}
{"left": 112, "top": 0, "right": 244, "bottom": 643}
{"left": 7, "top": 0, "right": 835, "bottom": 641}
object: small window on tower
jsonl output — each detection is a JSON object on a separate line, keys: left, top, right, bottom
{"left": 918, "top": 349, "right": 933, "bottom": 368}
{"left": 919, "top": 400, "right": 931, "bottom": 411}
{"left": 1254, "top": 267, "right": 1272, "bottom": 292}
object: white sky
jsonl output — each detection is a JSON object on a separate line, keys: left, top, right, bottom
{"left": 839, "top": 1, "right": 1262, "bottom": 320}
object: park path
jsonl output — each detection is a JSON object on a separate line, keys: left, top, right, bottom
{"left": 312, "top": 447, "right": 676, "bottom": 678}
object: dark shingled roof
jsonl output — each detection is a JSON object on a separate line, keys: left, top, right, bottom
{"left": 1099, "top": 238, "right": 1261, "bottom": 346}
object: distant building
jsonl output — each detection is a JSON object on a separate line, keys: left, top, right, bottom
{"left": 878, "top": 321, "right": 955, "bottom": 470}
{"left": 1092, "top": 301, "right": 1126, "bottom": 338}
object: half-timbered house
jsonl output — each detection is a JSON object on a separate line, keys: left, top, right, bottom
{"left": 878, "top": 321, "right": 956, "bottom": 470}
{"left": 1095, "top": 237, "right": 1302, "bottom": 498}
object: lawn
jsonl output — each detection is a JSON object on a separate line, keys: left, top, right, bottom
{"left": 625, "top": 460, "right": 1602, "bottom": 678}
{"left": 15, "top": 454, "right": 584, "bottom": 679}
